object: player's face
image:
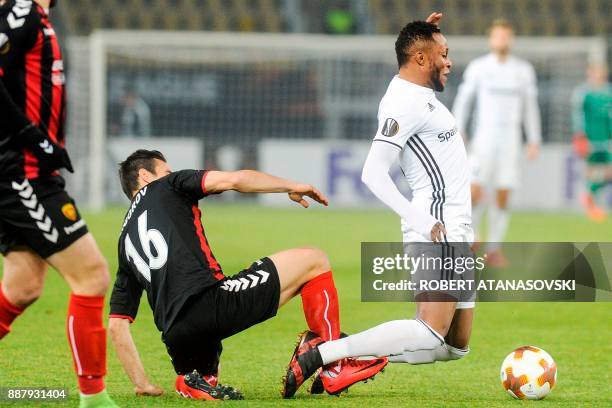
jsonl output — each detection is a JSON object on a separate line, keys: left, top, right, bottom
{"left": 137, "top": 159, "right": 172, "bottom": 191}
{"left": 152, "top": 159, "right": 172, "bottom": 179}
{"left": 489, "top": 26, "right": 513, "bottom": 55}
{"left": 587, "top": 64, "right": 608, "bottom": 86}
{"left": 429, "top": 33, "right": 452, "bottom": 92}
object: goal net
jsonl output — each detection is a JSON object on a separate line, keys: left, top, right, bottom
{"left": 65, "top": 31, "right": 606, "bottom": 209}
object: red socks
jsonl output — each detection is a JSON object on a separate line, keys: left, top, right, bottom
{"left": 0, "top": 286, "right": 24, "bottom": 339}
{"left": 67, "top": 293, "right": 107, "bottom": 395}
{"left": 300, "top": 271, "right": 340, "bottom": 341}
{"left": 1, "top": 290, "right": 107, "bottom": 395}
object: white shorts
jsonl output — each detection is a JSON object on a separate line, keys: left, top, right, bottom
{"left": 469, "top": 137, "right": 520, "bottom": 189}
{"left": 402, "top": 222, "right": 475, "bottom": 309}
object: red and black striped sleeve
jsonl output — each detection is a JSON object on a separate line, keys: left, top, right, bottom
{"left": 0, "top": 5, "right": 39, "bottom": 135}
{"left": 166, "top": 169, "right": 213, "bottom": 201}
{"left": 0, "top": 2, "right": 39, "bottom": 72}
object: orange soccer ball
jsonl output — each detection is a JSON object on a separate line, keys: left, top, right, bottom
{"left": 500, "top": 346, "right": 557, "bottom": 400}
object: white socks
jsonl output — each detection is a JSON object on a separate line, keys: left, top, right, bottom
{"left": 318, "top": 319, "right": 444, "bottom": 365}
{"left": 487, "top": 205, "right": 509, "bottom": 249}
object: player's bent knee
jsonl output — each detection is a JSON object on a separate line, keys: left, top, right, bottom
{"left": 304, "top": 247, "right": 331, "bottom": 275}
{"left": 384, "top": 320, "right": 445, "bottom": 364}
{"left": 389, "top": 342, "right": 470, "bottom": 364}
{"left": 5, "top": 282, "right": 44, "bottom": 308}
{"left": 16, "top": 286, "right": 43, "bottom": 308}
{"left": 436, "top": 343, "right": 470, "bottom": 362}
{"left": 447, "top": 344, "right": 470, "bottom": 360}
{"left": 2, "top": 273, "right": 46, "bottom": 309}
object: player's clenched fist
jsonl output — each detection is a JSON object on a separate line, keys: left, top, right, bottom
{"left": 288, "top": 184, "right": 329, "bottom": 208}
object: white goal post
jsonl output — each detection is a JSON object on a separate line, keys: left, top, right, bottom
{"left": 84, "top": 30, "right": 607, "bottom": 210}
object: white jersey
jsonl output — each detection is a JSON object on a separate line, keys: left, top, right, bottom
{"left": 366, "top": 76, "right": 471, "bottom": 237}
{"left": 452, "top": 53, "right": 541, "bottom": 145}
{"left": 451, "top": 53, "right": 541, "bottom": 188}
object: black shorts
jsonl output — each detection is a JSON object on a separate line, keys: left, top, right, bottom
{"left": 0, "top": 176, "right": 88, "bottom": 258}
{"left": 162, "top": 257, "right": 281, "bottom": 375}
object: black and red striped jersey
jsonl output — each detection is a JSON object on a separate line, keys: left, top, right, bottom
{"left": 110, "top": 170, "right": 225, "bottom": 333}
{"left": 0, "top": 0, "right": 66, "bottom": 179}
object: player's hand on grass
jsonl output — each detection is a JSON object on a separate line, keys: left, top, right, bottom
{"left": 14, "top": 123, "right": 74, "bottom": 173}
{"left": 425, "top": 12, "right": 443, "bottom": 26}
{"left": 430, "top": 221, "right": 447, "bottom": 243}
{"left": 134, "top": 383, "right": 164, "bottom": 396}
{"left": 288, "top": 184, "right": 329, "bottom": 208}
{"left": 527, "top": 143, "right": 540, "bottom": 160}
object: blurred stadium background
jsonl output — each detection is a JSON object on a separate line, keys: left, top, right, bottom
{"left": 48, "top": 0, "right": 611, "bottom": 212}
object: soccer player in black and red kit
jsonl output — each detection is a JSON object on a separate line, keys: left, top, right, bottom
{"left": 0, "top": 1, "right": 116, "bottom": 407}
{"left": 108, "top": 150, "right": 388, "bottom": 400}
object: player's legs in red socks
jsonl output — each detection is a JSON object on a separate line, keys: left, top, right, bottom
{"left": 0, "top": 250, "right": 48, "bottom": 339}
{"left": 269, "top": 247, "right": 341, "bottom": 342}
{"left": 67, "top": 293, "right": 107, "bottom": 395}
{"left": 48, "top": 234, "right": 112, "bottom": 400}
{"left": 300, "top": 271, "right": 340, "bottom": 341}
{"left": 0, "top": 285, "right": 24, "bottom": 339}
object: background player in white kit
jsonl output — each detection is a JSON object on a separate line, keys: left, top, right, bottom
{"left": 452, "top": 19, "right": 541, "bottom": 265}
{"left": 286, "top": 14, "right": 475, "bottom": 380}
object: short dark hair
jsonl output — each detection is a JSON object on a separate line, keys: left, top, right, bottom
{"left": 118, "top": 149, "right": 166, "bottom": 198}
{"left": 395, "top": 21, "right": 441, "bottom": 68}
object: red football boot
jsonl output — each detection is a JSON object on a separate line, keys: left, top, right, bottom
{"left": 202, "top": 374, "right": 218, "bottom": 387}
{"left": 282, "top": 331, "right": 324, "bottom": 398}
{"left": 175, "top": 370, "right": 243, "bottom": 400}
{"left": 310, "top": 331, "right": 349, "bottom": 395}
{"left": 320, "top": 357, "right": 388, "bottom": 395}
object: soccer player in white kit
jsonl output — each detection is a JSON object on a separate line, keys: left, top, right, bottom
{"left": 452, "top": 19, "right": 541, "bottom": 264}
{"left": 309, "top": 14, "right": 474, "bottom": 370}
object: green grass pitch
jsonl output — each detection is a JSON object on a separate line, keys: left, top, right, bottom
{"left": 1, "top": 204, "right": 611, "bottom": 407}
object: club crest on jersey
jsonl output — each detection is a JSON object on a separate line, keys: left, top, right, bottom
{"left": 381, "top": 118, "right": 399, "bottom": 137}
{"left": 61, "top": 203, "right": 78, "bottom": 221}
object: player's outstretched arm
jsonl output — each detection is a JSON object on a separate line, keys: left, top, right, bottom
{"left": 108, "top": 318, "right": 164, "bottom": 397}
{"left": 204, "top": 170, "right": 329, "bottom": 208}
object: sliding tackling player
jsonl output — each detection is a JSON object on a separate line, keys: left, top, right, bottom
{"left": 109, "top": 150, "right": 387, "bottom": 401}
